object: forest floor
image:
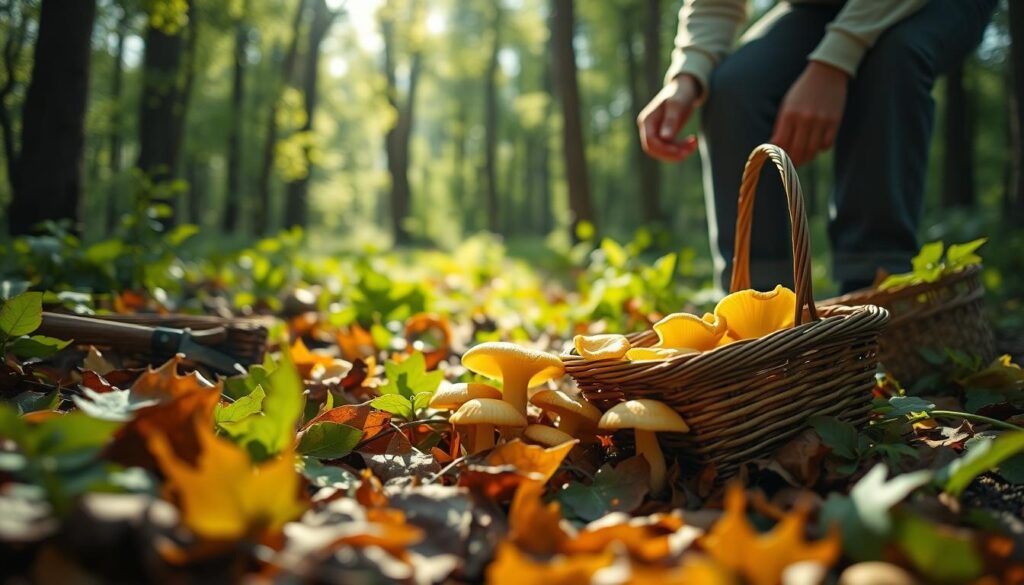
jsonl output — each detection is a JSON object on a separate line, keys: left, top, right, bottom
{"left": 1, "top": 228, "right": 1024, "bottom": 584}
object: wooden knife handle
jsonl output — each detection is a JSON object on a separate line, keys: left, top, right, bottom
{"left": 38, "top": 312, "right": 156, "bottom": 348}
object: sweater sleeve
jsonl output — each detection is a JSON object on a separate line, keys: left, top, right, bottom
{"left": 663, "top": 0, "right": 747, "bottom": 95}
{"left": 808, "top": 0, "right": 929, "bottom": 77}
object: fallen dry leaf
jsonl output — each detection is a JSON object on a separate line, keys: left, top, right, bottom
{"left": 486, "top": 438, "right": 577, "bottom": 483}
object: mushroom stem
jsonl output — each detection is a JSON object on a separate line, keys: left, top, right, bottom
{"left": 501, "top": 369, "right": 531, "bottom": 417}
{"left": 472, "top": 424, "right": 496, "bottom": 453}
{"left": 635, "top": 429, "right": 667, "bottom": 495}
{"left": 557, "top": 416, "right": 580, "bottom": 436}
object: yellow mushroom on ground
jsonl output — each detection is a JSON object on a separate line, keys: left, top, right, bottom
{"left": 598, "top": 399, "right": 689, "bottom": 495}
{"left": 530, "top": 389, "right": 602, "bottom": 437}
{"left": 522, "top": 424, "right": 576, "bottom": 447}
{"left": 449, "top": 398, "right": 527, "bottom": 454}
{"left": 429, "top": 382, "right": 502, "bottom": 411}
{"left": 573, "top": 334, "right": 631, "bottom": 360}
{"left": 461, "top": 342, "right": 564, "bottom": 417}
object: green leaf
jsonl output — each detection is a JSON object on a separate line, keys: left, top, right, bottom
{"left": 164, "top": 224, "right": 199, "bottom": 247}
{"left": 939, "top": 431, "right": 1024, "bottom": 497}
{"left": 371, "top": 394, "right": 414, "bottom": 420}
{"left": 23, "top": 412, "right": 121, "bottom": 457}
{"left": 379, "top": 352, "right": 444, "bottom": 401}
{"left": 12, "top": 390, "right": 60, "bottom": 414}
{"left": 893, "top": 512, "right": 983, "bottom": 583}
{"left": 556, "top": 456, "right": 649, "bottom": 522}
{"left": 945, "top": 237, "right": 986, "bottom": 270}
{"left": 878, "top": 272, "right": 919, "bottom": 291}
{"left": 215, "top": 386, "right": 266, "bottom": 424}
{"left": 997, "top": 453, "right": 1024, "bottom": 484}
{"left": 912, "top": 241, "right": 945, "bottom": 273}
{"left": 809, "top": 415, "right": 861, "bottom": 459}
{"left": 820, "top": 464, "right": 932, "bottom": 561}
{"left": 0, "top": 292, "right": 43, "bottom": 338}
{"left": 218, "top": 354, "right": 305, "bottom": 460}
{"left": 600, "top": 238, "right": 628, "bottom": 268}
{"left": 887, "top": 396, "right": 935, "bottom": 417}
{"left": 296, "top": 422, "right": 364, "bottom": 459}
{"left": 8, "top": 335, "right": 72, "bottom": 359}
{"left": 963, "top": 388, "right": 1007, "bottom": 413}
{"left": 299, "top": 456, "right": 359, "bottom": 488}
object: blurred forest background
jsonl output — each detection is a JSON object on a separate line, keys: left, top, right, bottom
{"left": 1, "top": 0, "right": 1024, "bottom": 270}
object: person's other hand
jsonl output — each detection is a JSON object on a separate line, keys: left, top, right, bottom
{"left": 770, "top": 61, "right": 849, "bottom": 166}
{"left": 637, "top": 74, "right": 701, "bottom": 162}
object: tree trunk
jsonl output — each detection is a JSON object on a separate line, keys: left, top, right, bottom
{"left": 483, "top": 4, "right": 502, "bottom": 234}
{"left": 550, "top": 0, "right": 595, "bottom": 241}
{"left": 284, "top": 0, "right": 337, "bottom": 229}
{"left": 1009, "top": 1, "right": 1024, "bottom": 224}
{"left": 255, "top": 0, "right": 308, "bottom": 235}
{"left": 105, "top": 5, "right": 130, "bottom": 233}
{"left": 172, "top": 0, "right": 199, "bottom": 224}
{"left": 622, "top": 7, "right": 661, "bottom": 227}
{"left": 942, "top": 60, "right": 975, "bottom": 208}
{"left": 223, "top": 11, "right": 248, "bottom": 233}
{"left": 137, "top": 7, "right": 188, "bottom": 186}
{"left": 381, "top": 1, "right": 423, "bottom": 246}
{"left": 8, "top": 0, "right": 96, "bottom": 235}
{"left": 0, "top": 2, "right": 30, "bottom": 207}
{"left": 640, "top": 0, "right": 662, "bottom": 225}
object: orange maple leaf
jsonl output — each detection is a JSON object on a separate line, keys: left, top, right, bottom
{"left": 486, "top": 542, "right": 614, "bottom": 585}
{"left": 700, "top": 485, "right": 840, "bottom": 585}
{"left": 289, "top": 338, "right": 338, "bottom": 380}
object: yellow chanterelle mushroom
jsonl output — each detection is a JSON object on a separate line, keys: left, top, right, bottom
{"left": 461, "top": 342, "right": 564, "bottom": 417}
{"left": 598, "top": 399, "right": 689, "bottom": 495}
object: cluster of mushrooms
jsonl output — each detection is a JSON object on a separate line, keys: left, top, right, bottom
{"left": 574, "top": 285, "right": 797, "bottom": 362}
{"left": 430, "top": 342, "right": 688, "bottom": 494}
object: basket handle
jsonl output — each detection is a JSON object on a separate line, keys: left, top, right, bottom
{"left": 729, "top": 144, "right": 819, "bottom": 325}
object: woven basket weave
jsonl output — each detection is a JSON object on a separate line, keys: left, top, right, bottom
{"left": 821, "top": 265, "right": 995, "bottom": 383}
{"left": 563, "top": 144, "right": 890, "bottom": 478}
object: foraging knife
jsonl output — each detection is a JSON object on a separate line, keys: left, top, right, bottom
{"left": 37, "top": 312, "right": 247, "bottom": 375}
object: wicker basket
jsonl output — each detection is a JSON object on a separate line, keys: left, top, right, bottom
{"left": 562, "top": 144, "right": 890, "bottom": 478}
{"left": 95, "top": 313, "right": 270, "bottom": 367}
{"left": 820, "top": 265, "right": 995, "bottom": 383}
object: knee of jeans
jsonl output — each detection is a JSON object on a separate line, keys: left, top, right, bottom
{"left": 860, "top": 26, "right": 936, "bottom": 89}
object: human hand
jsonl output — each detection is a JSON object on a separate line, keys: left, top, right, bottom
{"left": 637, "top": 74, "right": 701, "bottom": 162}
{"left": 769, "top": 61, "right": 849, "bottom": 166}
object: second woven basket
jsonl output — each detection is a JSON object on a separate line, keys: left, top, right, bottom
{"left": 563, "top": 144, "right": 890, "bottom": 478}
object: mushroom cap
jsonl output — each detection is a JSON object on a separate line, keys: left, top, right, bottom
{"left": 573, "top": 334, "right": 631, "bottom": 360}
{"left": 653, "top": 312, "right": 727, "bottom": 351}
{"left": 461, "top": 342, "right": 564, "bottom": 388}
{"left": 449, "top": 398, "right": 528, "bottom": 428}
{"left": 523, "top": 424, "right": 576, "bottom": 447}
{"left": 714, "top": 285, "right": 796, "bottom": 340}
{"left": 429, "top": 382, "right": 502, "bottom": 410}
{"left": 598, "top": 399, "right": 689, "bottom": 433}
{"left": 530, "top": 389, "right": 601, "bottom": 428}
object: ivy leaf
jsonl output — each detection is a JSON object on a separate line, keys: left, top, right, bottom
{"left": 7, "top": 335, "right": 71, "bottom": 359}
{"left": 296, "top": 422, "right": 363, "bottom": 459}
{"left": 557, "top": 456, "right": 649, "bottom": 522}
{"left": 887, "top": 396, "right": 935, "bottom": 417}
{"left": 820, "top": 464, "right": 932, "bottom": 561}
{"left": 938, "top": 431, "right": 1024, "bottom": 497}
{"left": 379, "top": 352, "right": 444, "bottom": 400}
{"left": 0, "top": 292, "right": 43, "bottom": 338}
{"left": 371, "top": 394, "right": 414, "bottom": 420}
{"left": 809, "top": 416, "right": 860, "bottom": 459}
{"left": 945, "top": 237, "right": 986, "bottom": 270}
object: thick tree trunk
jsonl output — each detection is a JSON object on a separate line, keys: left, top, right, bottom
{"left": 284, "top": 0, "right": 337, "bottom": 229}
{"left": 381, "top": 2, "right": 423, "bottom": 246}
{"left": 172, "top": 0, "right": 199, "bottom": 224}
{"left": 136, "top": 8, "right": 188, "bottom": 187}
{"left": 1009, "top": 1, "right": 1024, "bottom": 224}
{"left": 942, "top": 60, "right": 975, "bottom": 208}
{"left": 8, "top": 0, "right": 96, "bottom": 235}
{"left": 223, "top": 13, "right": 248, "bottom": 233}
{"left": 640, "top": 0, "right": 662, "bottom": 225}
{"left": 105, "top": 5, "right": 130, "bottom": 233}
{"left": 256, "top": 0, "right": 308, "bottom": 235}
{"left": 483, "top": 5, "right": 502, "bottom": 234}
{"left": 550, "top": 0, "right": 595, "bottom": 241}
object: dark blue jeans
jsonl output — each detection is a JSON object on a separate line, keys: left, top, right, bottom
{"left": 699, "top": 0, "right": 997, "bottom": 293}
